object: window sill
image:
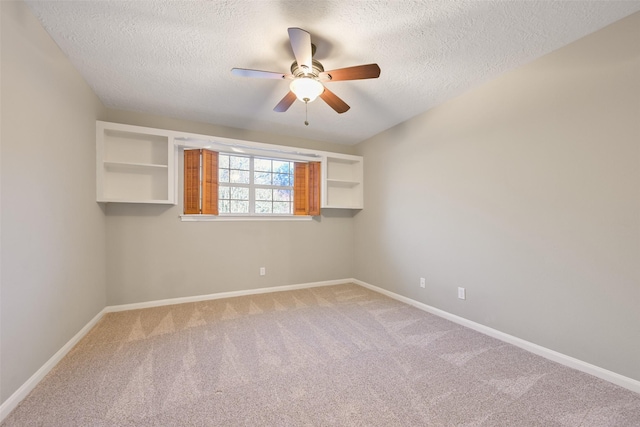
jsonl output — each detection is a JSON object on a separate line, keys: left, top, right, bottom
{"left": 180, "top": 215, "right": 313, "bottom": 222}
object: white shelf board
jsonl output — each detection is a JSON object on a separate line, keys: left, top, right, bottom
{"left": 323, "top": 204, "right": 363, "bottom": 209}
{"left": 326, "top": 179, "right": 360, "bottom": 188}
{"left": 104, "top": 161, "right": 168, "bottom": 170}
{"left": 97, "top": 198, "right": 175, "bottom": 204}
{"left": 326, "top": 156, "right": 359, "bottom": 165}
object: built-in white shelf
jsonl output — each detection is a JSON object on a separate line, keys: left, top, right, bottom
{"left": 96, "top": 121, "right": 176, "bottom": 204}
{"left": 96, "top": 121, "right": 363, "bottom": 210}
{"left": 322, "top": 154, "right": 363, "bottom": 209}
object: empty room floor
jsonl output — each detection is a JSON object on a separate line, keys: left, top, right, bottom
{"left": 2, "top": 284, "right": 639, "bottom": 426}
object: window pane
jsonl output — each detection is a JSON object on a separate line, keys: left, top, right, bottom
{"left": 219, "top": 186, "right": 230, "bottom": 199}
{"left": 255, "top": 201, "right": 272, "bottom": 214}
{"left": 230, "top": 156, "right": 250, "bottom": 170}
{"left": 274, "top": 189, "right": 291, "bottom": 201}
{"left": 255, "top": 188, "right": 272, "bottom": 201}
{"left": 219, "top": 200, "right": 230, "bottom": 213}
{"left": 230, "top": 200, "right": 249, "bottom": 213}
{"left": 230, "top": 170, "right": 250, "bottom": 184}
{"left": 274, "top": 173, "right": 291, "bottom": 186}
{"left": 230, "top": 186, "right": 249, "bottom": 200}
{"left": 254, "top": 158, "right": 272, "bottom": 172}
{"left": 213, "top": 154, "right": 295, "bottom": 217}
{"left": 273, "top": 161, "right": 291, "bottom": 174}
{"left": 254, "top": 172, "right": 272, "bottom": 185}
{"left": 273, "top": 202, "right": 291, "bottom": 214}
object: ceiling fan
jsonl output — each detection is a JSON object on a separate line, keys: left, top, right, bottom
{"left": 231, "top": 28, "right": 381, "bottom": 124}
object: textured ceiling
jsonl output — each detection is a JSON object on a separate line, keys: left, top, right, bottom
{"left": 25, "top": 1, "right": 640, "bottom": 145}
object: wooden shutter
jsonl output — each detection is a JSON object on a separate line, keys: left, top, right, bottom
{"left": 202, "top": 150, "right": 219, "bottom": 215}
{"left": 184, "top": 149, "right": 218, "bottom": 215}
{"left": 184, "top": 149, "right": 201, "bottom": 214}
{"left": 308, "top": 161, "right": 321, "bottom": 216}
{"left": 294, "top": 161, "right": 321, "bottom": 216}
{"left": 294, "top": 162, "right": 309, "bottom": 215}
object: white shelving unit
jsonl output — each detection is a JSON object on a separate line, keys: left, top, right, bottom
{"left": 322, "top": 154, "right": 363, "bottom": 209}
{"left": 96, "top": 121, "right": 362, "bottom": 209}
{"left": 96, "top": 121, "right": 176, "bottom": 204}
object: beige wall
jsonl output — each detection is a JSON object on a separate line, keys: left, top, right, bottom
{"left": 354, "top": 13, "right": 640, "bottom": 381}
{"left": 104, "top": 107, "right": 356, "bottom": 306}
{"left": 105, "top": 204, "right": 355, "bottom": 305}
{"left": 1, "top": 1, "right": 107, "bottom": 403}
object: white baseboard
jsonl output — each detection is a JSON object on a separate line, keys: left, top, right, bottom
{"left": 0, "top": 278, "right": 351, "bottom": 423}
{"left": 105, "top": 278, "right": 349, "bottom": 313}
{"left": 352, "top": 279, "right": 640, "bottom": 394}
{"left": 0, "top": 308, "right": 107, "bottom": 421}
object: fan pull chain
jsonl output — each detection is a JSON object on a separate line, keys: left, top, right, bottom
{"left": 304, "top": 100, "right": 309, "bottom": 126}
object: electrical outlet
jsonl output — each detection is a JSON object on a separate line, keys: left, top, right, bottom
{"left": 458, "top": 287, "right": 466, "bottom": 300}
{"left": 420, "top": 278, "right": 426, "bottom": 288}
{"left": 260, "top": 267, "right": 266, "bottom": 276}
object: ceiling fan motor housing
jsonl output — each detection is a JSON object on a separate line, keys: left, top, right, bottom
{"left": 291, "top": 59, "right": 326, "bottom": 79}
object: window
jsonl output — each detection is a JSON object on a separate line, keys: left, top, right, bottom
{"left": 219, "top": 154, "right": 294, "bottom": 215}
{"left": 184, "top": 149, "right": 320, "bottom": 217}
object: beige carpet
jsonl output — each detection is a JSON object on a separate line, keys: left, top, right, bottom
{"left": 3, "top": 283, "right": 639, "bottom": 426}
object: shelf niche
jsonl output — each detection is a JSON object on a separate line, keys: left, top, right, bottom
{"left": 97, "top": 122, "right": 175, "bottom": 204}
{"left": 322, "top": 155, "right": 363, "bottom": 209}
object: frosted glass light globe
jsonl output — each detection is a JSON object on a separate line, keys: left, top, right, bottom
{"left": 290, "top": 77, "right": 324, "bottom": 102}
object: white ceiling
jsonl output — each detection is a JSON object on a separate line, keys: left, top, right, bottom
{"left": 25, "top": 1, "right": 640, "bottom": 145}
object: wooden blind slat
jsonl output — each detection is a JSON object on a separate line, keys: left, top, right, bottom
{"left": 184, "top": 149, "right": 201, "bottom": 214}
{"left": 202, "top": 150, "right": 219, "bottom": 215}
{"left": 294, "top": 162, "right": 309, "bottom": 215}
{"left": 308, "top": 161, "right": 321, "bottom": 216}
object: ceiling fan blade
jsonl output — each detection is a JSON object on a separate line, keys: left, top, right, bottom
{"left": 231, "top": 68, "right": 292, "bottom": 79}
{"left": 274, "top": 91, "right": 297, "bottom": 112}
{"left": 319, "top": 87, "right": 350, "bottom": 114}
{"left": 319, "top": 63, "right": 381, "bottom": 82}
{"left": 288, "top": 28, "right": 313, "bottom": 73}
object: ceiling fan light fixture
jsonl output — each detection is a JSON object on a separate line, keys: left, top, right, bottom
{"left": 290, "top": 77, "right": 324, "bottom": 103}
